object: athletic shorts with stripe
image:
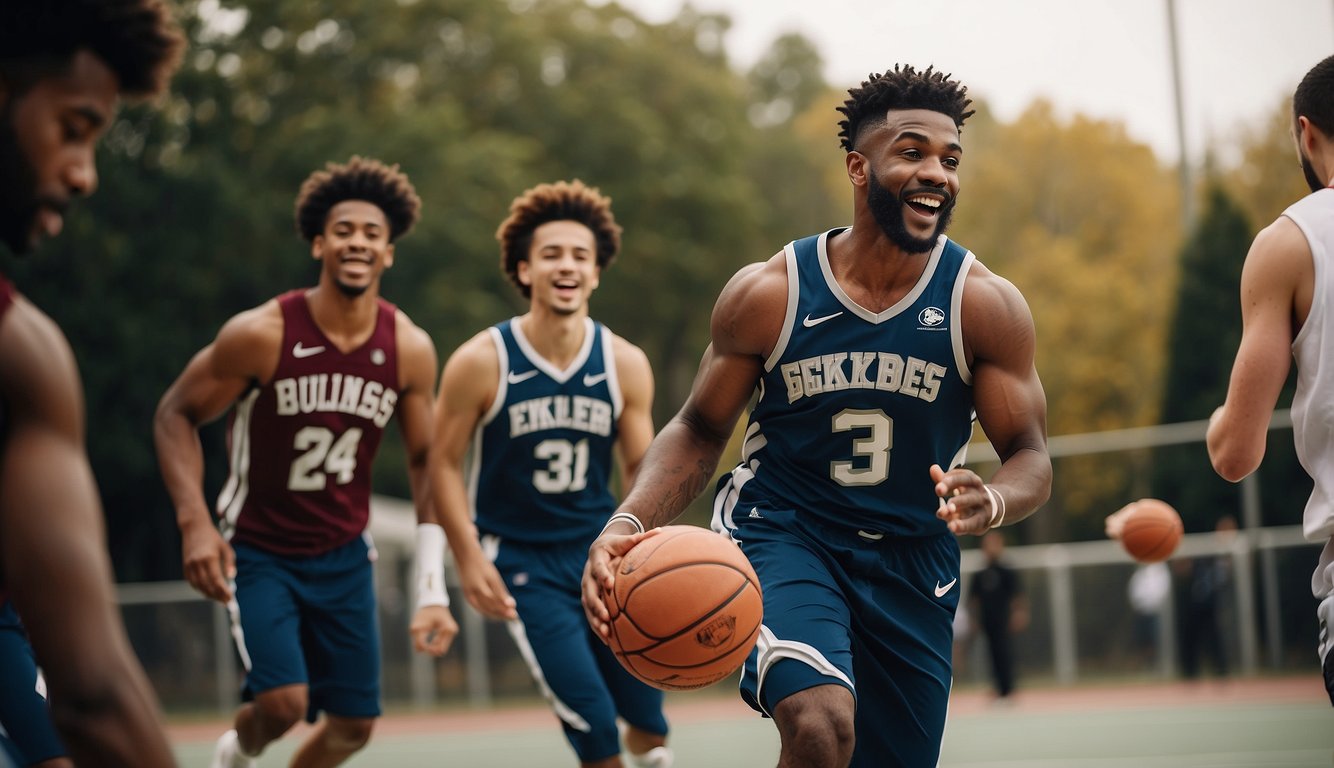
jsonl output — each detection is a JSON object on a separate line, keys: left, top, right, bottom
{"left": 229, "top": 535, "right": 381, "bottom": 722}
{"left": 489, "top": 535, "right": 668, "bottom": 762}
{"left": 729, "top": 504, "right": 959, "bottom": 768}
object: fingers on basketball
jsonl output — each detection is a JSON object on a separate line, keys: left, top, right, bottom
{"left": 606, "top": 525, "right": 763, "bottom": 691}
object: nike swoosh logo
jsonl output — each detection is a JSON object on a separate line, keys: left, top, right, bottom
{"left": 934, "top": 579, "right": 957, "bottom": 598}
{"left": 583, "top": 372, "right": 608, "bottom": 387}
{"left": 802, "top": 311, "right": 843, "bottom": 328}
{"left": 507, "top": 369, "right": 539, "bottom": 385}
{"left": 292, "top": 342, "right": 325, "bottom": 359}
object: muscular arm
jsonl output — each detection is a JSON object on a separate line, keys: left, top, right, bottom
{"left": 0, "top": 298, "right": 176, "bottom": 767}
{"left": 937, "top": 264, "right": 1051, "bottom": 534}
{"left": 153, "top": 304, "right": 277, "bottom": 602}
{"left": 428, "top": 332, "right": 516, "bottom": 620}
{"left": 610, "top": 335, "right": 655, "bottom": 495}
{"left": 582, "top": 259, "right": 782, "bottom": 637}
{"left": 1207, "top": 218, "right": 1309, "bottom": 482}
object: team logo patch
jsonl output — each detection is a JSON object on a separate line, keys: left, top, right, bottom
{"left": 371, "top": 349, "right": 386, "bottom": 365}
{"left": 918, "top": 306, "right": 946, "bottom": 328}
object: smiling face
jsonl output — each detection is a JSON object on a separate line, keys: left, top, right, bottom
{"left": 0, "top": 49, "right": 119, "bottom": 254}
{"left": 854, "top": 108, "right": 961, "bottom": 254}
{"left": 312, "top": 199, "right": 395, "bottom": 297}
{"left": 517, "top": 219, "right": 601, "bottom": 317}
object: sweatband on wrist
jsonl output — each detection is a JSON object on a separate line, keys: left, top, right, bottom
{"left": 984, "top": 486, "right": 1007, "bottom": 529}
{"left": 414, "top": 523, "right": 449, "bottom": 609}
{"left": 600, "top": 511, "right": 645, "bottom": 536}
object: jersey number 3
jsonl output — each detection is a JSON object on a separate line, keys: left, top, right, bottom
{"left": 831, "top": 409, "right": 892, "bottom": 486}
{"left": 288, "top": 426, "right": 363, "bottom": 491}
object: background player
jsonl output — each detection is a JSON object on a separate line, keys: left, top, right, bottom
{"left": 154, "top": 156, "right": 458, "bottom": 767}
{"left": 1198, "top": 53, "right": 1334, "bottom": 706}
{"left": 430, "top": 180, "right": 671, "bottom": 767}
{"left": 583, "top": 66, "right": 1051, "bottom": 767}
{"left": 0, "top": 2, "right": 182, "bottom": 766}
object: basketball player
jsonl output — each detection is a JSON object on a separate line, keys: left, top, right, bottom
{"left": 583, "top": 66, "right": 1052, "bottom": 768}
{"left": 1198, "top": 53, "right": 1334, "bottom": 707}
{"left": 0, "top": 3, "right": 182, "bottom": 766}
{"left": 154, "top": 157, "right": 459, "bottom": 767}
{"left": 430, "top": 180, "right": 671, "bottom": 767}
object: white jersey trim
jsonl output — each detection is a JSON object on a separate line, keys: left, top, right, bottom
{"left": 952, "top": 249, "right": 976, "bottom": 386}
{"left": 600, "top": 324, "right": 624, "bottom": 419}
{"left": 217, "top": 388, "right": 260, "bottom": 541}
{"left": 764, "top": 241, "right": 802, "bottom": 373}
{"left": 818, "top": 231, "right": 946, "bottom": 324}
{"left": 511, "top": 315, "right": 596, "bottom": 384}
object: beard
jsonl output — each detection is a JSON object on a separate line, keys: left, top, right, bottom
{"left": 1300, "top": 150, "right": 1326, "bottom": 193}
{"left": 866, "top": 168, "right": 954, "bottom": 254}
{"left": 0, "top": 104, "right": 40, "bottom": 254}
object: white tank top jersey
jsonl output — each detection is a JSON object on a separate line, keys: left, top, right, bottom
{"left": 1285, "top": 187, "right": 1334, "bottom": 542}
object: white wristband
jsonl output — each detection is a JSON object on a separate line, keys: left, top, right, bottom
{"left": 600, "top": 511, "right": 645, "bottom": 536}
{"left": 984, "top": 486, "right": 1007, "bottom": 529}
{"left": 414, "top": 523, "right": 449, "bottom": 609}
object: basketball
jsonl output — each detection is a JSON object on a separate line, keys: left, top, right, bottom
{"left": 605, "top": 525, "right": 763, "bottom": 691}
{"left": 1119, "top": 498, "right": 1184, "bottom": 563}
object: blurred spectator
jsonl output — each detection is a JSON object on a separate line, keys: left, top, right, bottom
{"left": 1128, "top": 562, "right": 1171, "bottom": 666}
{"left": 969, "top": 531, "right": 1028, "bottom": 700}
{"left": 1178, "top": 515, "right": 1237, "bottom": 679}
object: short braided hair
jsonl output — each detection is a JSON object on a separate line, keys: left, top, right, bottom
{"left": 837, "top": 65, "right": 974, "bottom": 152}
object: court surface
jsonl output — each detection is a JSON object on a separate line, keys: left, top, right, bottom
{"left": 169, "top": 676, "right": 1332, "bottom": 767}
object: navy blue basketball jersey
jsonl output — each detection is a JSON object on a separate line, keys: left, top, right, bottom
{"left": 715, "top": 229, "right": 975, "bottom": 536}
{"left": 470, "top": 317, "right": 622, "bottom": 545}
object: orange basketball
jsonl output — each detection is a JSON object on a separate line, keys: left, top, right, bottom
{"left": 606, "top": 525, "right": 763, "bottom": 691}
{"left": 1120, "top": 498, "right": 1184, "bottom": 563}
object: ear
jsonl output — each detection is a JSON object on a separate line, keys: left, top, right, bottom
{"left": 517, "top": 259, "right": 532, "bottom": 287}
{"left": 590, "top": 264, "right": 601, "bottom": 292}
{"left": 1297, "top": 116, "right": 1319, "bottom": 155}
{"left": 311, "top": 234, "right": 325, "bottom": 260}
{"left": 383, "top": 243, "right": 395, "bottom": 270}
{"left": 846, "top": 151, "right": 868, "bottom": 188}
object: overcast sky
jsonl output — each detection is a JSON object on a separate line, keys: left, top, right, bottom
{"left": 598, "top": 0, "right": 1333, "bottom": 163}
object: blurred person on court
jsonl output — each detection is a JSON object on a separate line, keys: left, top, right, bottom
{"left": 0, "top": 2, "right": 182, "bottom": 766}
{"left": 1126, "top": 561, "right": 1170, "bottom": 667}
{"left": 430, "top": 180, "right": 671, "bottom": 768}
{"left": 154, "top": 156, "right": 459, "bottom": 767}
{"left": 968, "top": 531, "right": 1027, "bottom": 701}
{"left": 1199, "top": 53, "right": 1334, "bottom": 707}
{"left": 1177, "top": 515, "right": 1236, "bottom": 681}
{"left": 582, "top": 65, "right": 1051, "bottom": 768}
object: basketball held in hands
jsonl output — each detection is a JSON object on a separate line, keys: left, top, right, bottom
{"left": 1118, "top": 499, "right": 1184, "bottom": 563}
{"left": 605, "top": 525, "right": 763, "bottom": 691}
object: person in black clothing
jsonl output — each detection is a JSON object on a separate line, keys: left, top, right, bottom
{"left": 969, "top": 531, "right": 1027, "bottom": 699}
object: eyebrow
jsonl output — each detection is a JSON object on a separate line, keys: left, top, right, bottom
{"left": 894, "top": 130, "right": 962, "bottom": 154}
{"left": 73, "top": 105, "right": 109, "bottom": 130}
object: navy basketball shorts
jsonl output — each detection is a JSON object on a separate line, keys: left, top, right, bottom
{"left": 230, "top": 535, "right": 381, "bottom": 722}
{"left": 487, "top": 535, "right": 668, "bottom": 762}
{"left": 0, "top": 601, "right": 65, "bottom": 765}
{"left": 730, "top": 505, "right": 959, "bottom": 768}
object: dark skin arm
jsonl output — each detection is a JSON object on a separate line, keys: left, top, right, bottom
{"left": 1, "top": 296, "right": 177, "bottom": 767}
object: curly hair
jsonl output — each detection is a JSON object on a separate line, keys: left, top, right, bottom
{"left": 1295, "top": 54, "right": 1334, "bottom": 137}
{"left": 0, "top": 0, "right": 183, "bottom": 100}
{"left": 836, "top": 65, "right": 975, "bottom": 152}
{"left": 294, "top": 156, "right": 422, "bottom": 243}
{"left": 496, "top": 180, "right": 622, "bottom": 299}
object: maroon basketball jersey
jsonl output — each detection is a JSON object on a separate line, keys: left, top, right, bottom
{"left": 218, "top": 289, "right": 400, "bottom": 556}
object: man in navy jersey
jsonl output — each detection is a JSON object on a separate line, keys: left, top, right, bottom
{"left": 0, "top": 3, "right": 182, "bottom": 767}
{"left": 583, "top": 66, "right": 1052, "bottom": 767}
{"left": 155, "top": 157, "right": 458, "bottom": 768}
{"left": 430, "top": 180, "right": 670, "bottom": 767}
